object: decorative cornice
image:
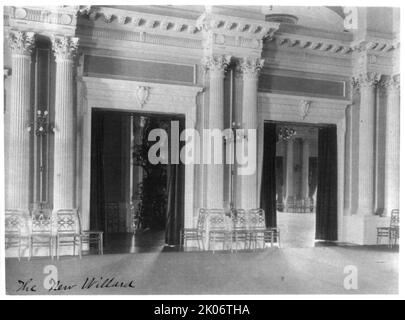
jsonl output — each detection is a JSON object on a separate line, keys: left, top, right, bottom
{"left": 237, "top": 57, "right": 264, "bottom": 76}
{"left": 351, "top": 40, "right": 400, "bottom": 54}
{"left": 197, "top": 12, "right": 279, "bottom": 39}
{"left": 197, "top": 12, "right": 279, "bottom": 56}
{"left": 202, "top": 55, "right": 232, "bottom": 73}
{"left": 269, "top": 34, "right": 353, "bottom": 55}
{"left": 51, "top": 36, "right": 79, "bottom": 62}
{"left": 352, "top": 72, "right": 381, "bottom": 89}
{"left": 5, "top": 6, "right": 79, "bottom": 34}
{"left": 79, "top": 6, "right": 200, "bottom": 36}
{"left": 7, "top": 31, "right": 35, "bottom": 56}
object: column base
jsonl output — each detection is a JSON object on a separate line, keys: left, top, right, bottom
{"left": 342, "top": 215, "right": 391, "bottom": 245}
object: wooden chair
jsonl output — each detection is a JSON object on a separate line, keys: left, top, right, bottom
{"left": 181, "top": 208, "right": 208, "bottom": 251}
{"left": 230, "top": 209, "right": 250, "bottom": 252}
{"left": 248, "top": 209, "right": 280, "bottom": 250}
{"left": 55, "top": 209, "right": 82, "bottom": 259}
{"left": 207, "top": 209, "right": 231, "bottom": 253}
{"left": 29, "top": 209, "right": 53, "bottom": 260}
{"left": 5, "top": 210, "right": 30, "bottom": 261}
{"left": 377, "top": 209, "right": 400, "bottom": 248}
{"left": 78, "top": 213, "right": 103, "bottom": 256}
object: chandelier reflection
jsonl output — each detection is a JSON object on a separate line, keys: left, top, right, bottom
{"left": 278, "top": 126, "right": 296, "bottom": 142}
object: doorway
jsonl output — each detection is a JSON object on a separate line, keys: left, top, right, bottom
{"left": 261, "top": 121, "right": 338, "bottom": 248}
{"left": 90, "top": 109, "right": 185, "bottom": 254}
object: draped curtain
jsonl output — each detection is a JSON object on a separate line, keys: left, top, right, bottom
{"left": 260, "top": 122, "right": 277, "bottom": 228}
{"left": 316, "top": 125, "right": 338, "bottom": 241}
{"left": 165, "top": 117, "right": 185, "bottom": 246}
{"left": 90, "top": 111, "right": 105, "bottom": 232}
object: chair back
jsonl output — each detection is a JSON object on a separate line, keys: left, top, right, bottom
{"left": 55, "top": 209, "right": 81, "bottom": 235}
{"left": 5, "top": 210, "right": 30, "bottom": 236}
{"left": 248, "top": 208, "right": 266, "bottom": 230}
{"left": 233, "top": 209, "right": 248, "bottom": 230}
{"left": 391, "top": 209, "right": 400, "bottom": 228}
{"left": 207, "top": 209, "right": 226, "bottom": 231}
{"left": 31, "top": 213, "right": 53, "bottom": 236}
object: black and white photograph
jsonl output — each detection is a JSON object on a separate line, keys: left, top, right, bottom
{"left": 1, "top": 1, "right": 402, "bottom": 301}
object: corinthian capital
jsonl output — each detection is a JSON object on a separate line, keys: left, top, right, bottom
{"left": 51, "top": 36, "right": 79, "bottom": 62}
{"left": 352, "top": 72, "right": 381, "bottom": 89}
{"left": 237, "top": 57, "right": 265, "bottom": 76}
{"left": 8, "top": 31, "right": 35, "bottom": 56}
{"left": 202, "top": 55, "right": 231, "bottom": 73}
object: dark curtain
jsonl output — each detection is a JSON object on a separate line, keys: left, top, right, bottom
{"left": 90, "top": 111, "right": 105, "bottom": 232}
{"left": 316, "top": 125, "right": 338, "bottom": 241}
{"left": 165, "top": 117, "right": 185, "bottom": 246}
{"left": 260, "top": 122, "right": 277, "bottom": 228}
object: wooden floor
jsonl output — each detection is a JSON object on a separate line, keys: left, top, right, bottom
{"left": 6, "top": 245, "right": 398, "bottom": 295}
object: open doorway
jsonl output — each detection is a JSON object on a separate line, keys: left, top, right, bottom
{"left": 90, "top": 109, "right": 185, "bottom": 254}
{"left": 261, "top": 122, "right": 338, "bottom": 248}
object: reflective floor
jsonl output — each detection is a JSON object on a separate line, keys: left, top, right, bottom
{"left": 277, "top": 211, "right": 316, "bottom": 248}
{"left": 93, "top": 212, "right": 317, "bottom": 254}
{"left": 87, "top": 229, "right": 181, "bottom": 255}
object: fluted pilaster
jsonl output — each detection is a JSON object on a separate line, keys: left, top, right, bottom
{"left": 6, "top": 31, "right": 35, "bottom": 210}
{"left": 285, "top": 138, "right": 295, "bottom": 203}
{"left": 301, "top": 139, "right": 310, "bottom": 199}
{"left": 202, "top": 54, "right": 231, "bottom": 208}
{"left": 52, "top": 35, "right": 79, "bottom": 210}
{"left": 237, "top": 57, "right": 263, "bottom": 209}
{"left": 383, "top": 74, "right": 400, "bottom": 215}
{"left": 352, "top": 72, "right": 381, "bottom": 215}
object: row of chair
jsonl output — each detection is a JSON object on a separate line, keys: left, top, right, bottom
{"left": 283, "top": 197, "right": 315, "bottom": 213}
{"left": 377, "top": 209, "right": 400, "bottom": 248}
{"left": 181, "top": 208, "right": 281, "bottom": 253}
{"left": 5, "top": 209, "right": 103, "bottom": 261}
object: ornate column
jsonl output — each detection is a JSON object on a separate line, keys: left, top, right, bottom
{"left": 344, "top": 104, "right": 353, "bottom": 215}
{"left": 237, "top": 57, "right": 264, "bottom": 209}
{"left": 51, "top": 36, "right": 79, "bottom": 210}
{"left": 203, "top": 55, "right": 231, "bottom": 209}
{"left": 285, "top": 138, "right": 295, "bottom": 205}
{"left": 301, "top": 139, "right": 310, "bottom": 200}
{"left": 353, "top": 72, "right": 381, "bottom": 215}
{"left": 384, "top": 74, "right": 400, "bottom": 215}
{"left": 6, "top": 31, "right": 35, "bottom": 210}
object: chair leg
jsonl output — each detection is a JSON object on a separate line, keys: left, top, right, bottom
{"left": 56, "top": 236, "right": 60, "bottom": 260}
{"left": 100, "top": 234, "right": 104, "bottom": 255}
{"left": 271, "top": 231, "right": 274, "bottom": 248}
{"left": 18, "top": 238, "right": 21, "bottom": 262}
{"left": 29, "top": 237, "right": 32, "bottom": 261}
{"left": 79, "top": 237, "right": 82, "bottom": 259}
{"left": 50, "top": 237, "right": 54, "bottom": 260}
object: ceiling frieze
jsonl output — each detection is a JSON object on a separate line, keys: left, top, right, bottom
{"left": 196, "top": 11, "right": 279, "bottom": 58}
{"left": 78, "top": 6, "right": 201, "bottom": 39}
{"left": 4, "top": 6, "right": 79, "bottom": 36}
{"left": 267, "top": 34, "right": 353, "bottom": 56}
{"left": 351, "top": 39, "right": 400, "bottom": 54}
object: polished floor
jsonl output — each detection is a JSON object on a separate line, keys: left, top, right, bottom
{"left": 6, "top": 245, "right": 398, "bottom": 295}
{"left": 277, "top": 211, "right": 316, "bottom": 248}
{"left": 101, "top": 230, "right": 168, "bottom": 254}
{"left": 94, "top": 211, "right": 316, "bottom": 255}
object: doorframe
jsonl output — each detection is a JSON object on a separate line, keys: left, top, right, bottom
{"left": 78, "top": 76, "right": 203, "bottom": 232}
{"left": 258, "top": 92, "right": 349, "bottom": 241}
